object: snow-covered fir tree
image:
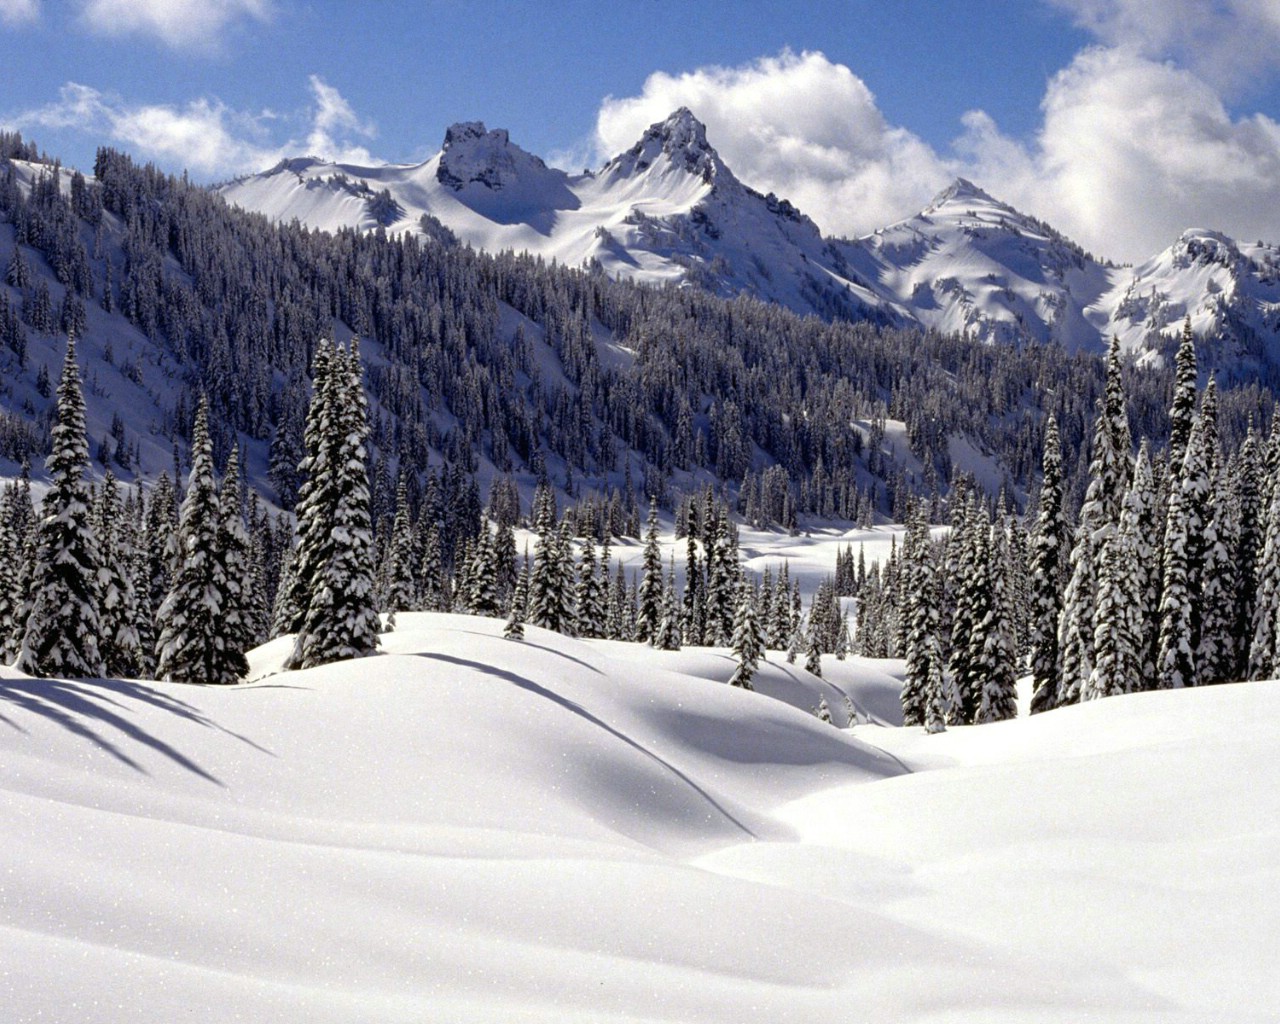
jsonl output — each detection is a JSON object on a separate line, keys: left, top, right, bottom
{"left": 155, "top": 398, "right": 246, "bottom": 684}
{"left": 728, "top": 579, "right": 765, "bottom": 689}
{"left": 379, "top": 476, "right": 416, "bottom": 631}
{"left": 1028, "top": 416, "right": 1069, "bottom": 714}
{"left": 900, "top": 503, "right": 938, "bottom": 727}
{"left": 215, "top": 444, "right": 255, "bottom": 676}
{"left": 286, "top": 341, "right": 381, "bottom": 670}
{"left": 94, "top": 472, "right": 145, "bottom": 678}
{"left": 17, "top": 334, "right": 105, "bottom": 679}
{"left": 635, "top": 499, "right": 663, "bottom": 644}
{"left": 975, "top": 520, "right": 1017, "bottom": 723}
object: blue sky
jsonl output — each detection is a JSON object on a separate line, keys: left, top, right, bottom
{"left": 4, "top": 0, "right": 1280, "bottom": 261}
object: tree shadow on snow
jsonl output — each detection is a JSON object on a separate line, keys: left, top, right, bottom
{"left": 0, "top": 675, "right": 275, "bottom": 786}
{"left": 415, "top": 652, "right": 758, "bottom": 839}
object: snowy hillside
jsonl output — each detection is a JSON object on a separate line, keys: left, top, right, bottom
{"left": 3, "top": 612, "right": 1277, "bottom": 1022}
{"left": 221, "top": 113, "right": 1280, "bottom": 372}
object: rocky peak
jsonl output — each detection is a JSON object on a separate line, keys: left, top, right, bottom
{"left": 437, "top": 121, "right": 546, "bottom": 192}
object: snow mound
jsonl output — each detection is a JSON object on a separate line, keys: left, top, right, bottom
{"left": 3, "top": 614, "right": 1277, "bottom": 1022}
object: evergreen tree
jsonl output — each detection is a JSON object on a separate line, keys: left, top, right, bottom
{"left": 635, "top": 499, "right": 663, "bottom": 644}
{"left": 900, "top": 504, "right": 937, "bottom": 726}
{"left": 275, "top": 341, "right": 336, "bottom": 638}
{"left": 1028, "top": 416, "right": 1069, "bottom": 714}
{"left": 924, "top": 637, "right": 947, "bottom": 734}
{"left": 94, "top": 472, "right": 145, "bottom": 677}
{"left": 287, "top": 341, "right": 381, "bottom": 670}
{"left": 216, "top": 444, "right": 254, "bottom": 676}
{"left": 467, "top": 520, "right": 502, "bottom": 618}
{"left": 975, "top": 520, "right": 1017, "bottom": 723}
{"left": 728, "top": 579, "right": 765, "bottom": 689}
{"left": 1249, "top": 483, "right": 1280, "bottom": 679}
{"left": 1167, "top": 317, "right": 1199, "bottom": 490}
{"left": 380, "top": 476, "right": 416, "bottom": 631}
{"left": 804, "top": 621, "right": 823, "bottom": 678}
{"left": 17, "top": 335, "right": 105, "bottom": 678}
{"left": 1083, "top": 463, "right": 1144, "bottom": 701}
{"left": 575, "top": 534, "right": 605, "bottom": 638}
{"left": 154, "top": 398, "right": 243, "bottom": 683}
{"left": 653, "top": 555, "right": 682, "bottom": 651}
{"left": 1231, "top": 428, "right": 1266, "bottom": 680}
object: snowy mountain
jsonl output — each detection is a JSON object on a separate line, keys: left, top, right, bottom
{"left": 217, "top": 109, "right": 900, "bottom": 326}
{"left": 4, "top": 609, "right": 1278, "bottom": 1022}
{"left": 220, "top": 112, "right": 1280, "bottom": 374}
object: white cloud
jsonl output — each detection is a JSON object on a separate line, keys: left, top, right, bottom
{"left": 5, "top": 76, "right": 376, "bottom": 178}
{"left": 304, "top": 74, "right": 376, "bottom": 165}
{"left": 0, "top": 0, "right": 39, "bottom": 27}
{"left": 593, "top": 46, "right": 1280, "bottom": 262}
{"left": 961, "top": 46, "right": 1280, "bottom": 261}
{"left": 595, "top": 51, "right": 950, "bottom": 240}
{"left": 77, "top": 0, "right": 271, "bottom": 52}
{"left": 1047, "top": 0, "right": 1280, "bottom": 92}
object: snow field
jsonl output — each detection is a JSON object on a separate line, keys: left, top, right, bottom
{"left": 4, "top": 612, "right": 1278, "bottom": 1021}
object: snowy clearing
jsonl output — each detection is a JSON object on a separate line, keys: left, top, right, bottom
{"left": 2, "top": 612, "right": 1277, "bottom": 1022}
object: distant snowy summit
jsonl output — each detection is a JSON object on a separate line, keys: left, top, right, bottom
{"left": 219, "top": 110, "right": 1280, "bottom": 372}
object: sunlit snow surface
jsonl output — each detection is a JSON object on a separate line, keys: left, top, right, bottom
{"left": 3, "top": 608, "right": 1278, "bottom": 1022}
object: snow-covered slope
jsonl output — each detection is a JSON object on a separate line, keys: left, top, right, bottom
{"left": 217, "top": 109, "right": 899, "bottom": 325}
{"left": 1098, "top": 229, "right": 1280, "bottom": 369}
{"left": 4, "top": 612, "right": 1278, "bottom": 1022}
{"left": 849, "top": 178, "right": 1115, "bottom": 350}
{"left": 220, "top": 114, "right": 1280, "bottom": 371}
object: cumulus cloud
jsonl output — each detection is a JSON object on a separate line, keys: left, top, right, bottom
{"left": 593, "top": 45, "right": 1280, "bottom": 262}
{"left": 78, "top": 0, "right": 271, "bottom": 52}
{"left": 1048, "top": 0, "right": 1280, "bottom": 92}
{"left": 595, "top": 50, "right": 950, "bottom": 240}
{"left": 5, "top": 76, "right": 376, "bottom": 177}
{"left": 986, "top": 46, "right": 1280, "bottom": 261}
{"left": 0, "top": 0, "right": 39, "bottom": 27}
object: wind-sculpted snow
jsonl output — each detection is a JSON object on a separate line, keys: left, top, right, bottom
{"left": 3, "top": 611, "right": 1278, "bottom": 1021}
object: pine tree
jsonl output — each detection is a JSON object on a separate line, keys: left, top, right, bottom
{"left": 17, "top": 335, "right": 105, "bottom": 678}
{"left": 1028, "top": 416, "right": 1069, "bottom": 714}
{"left": 575, "top": 535, "right": 605, "bottom": 638}
{"left": 815, "top": 695, "right": 832, "bottom": 724}
{"left": 924, "top": 636, "right": 947, "bottom": 734}
{"left": 215, "top": 444, "right": 254, "bottom": 677}
{"left": 804, "top": 621, "right": 823, "bottom": 678}
{"left": 1249, "top": 482, "right": 1280, "bottom": 679}
{"left": 728, "top": 580, "right": 764, "bottom": 689}
{"left": 1083, "top": 464, "right": 1143, "bottom": 701}
{"left": 155, "top": 398, "right": 244, "bottom": 684}
{"left": 653, "top": 555, "right": 683, "bottom": 651}
{"left": 1167, "top": 317, "right": 1198, "bottom": 490}
{"left": 287, "top": 341, "right": 381, "bottom": 670}
{"left": 467, "top": 520, "right": 502, "bottom": 618}
{"left": 975, "top": 521, "right": 1017, "bottom": 723}
{"left": 635, "top": 499, "right": 663, "bottom": 644}
{"left": 94, "top": 472, "right": 145, "bottom": 677}
{"left": 380, "top": 476, "right": 416, "bottom": 631}
{"left": 275, "top": 341, "right": 335, "bottom": 637}
{"left": 705, "top": 512, "right": 738, "bottom": 645}
{"left": 1231, "top": 428, "right": 1266, "bottom": 680}
{"left": 900, "top": 504, "right": 937, "bottom": 726}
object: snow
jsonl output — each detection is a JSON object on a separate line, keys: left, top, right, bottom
{"left": 4, "top": 608, "right": 1278, "bottom": 1022}
{"left": 221, "top": 129, "right": 1280, "bottom": 371}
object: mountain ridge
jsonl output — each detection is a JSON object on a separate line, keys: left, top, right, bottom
{"left": 218, "top": 110, "right": 1280, "bottom": 374}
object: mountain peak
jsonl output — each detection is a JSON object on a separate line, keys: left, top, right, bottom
{"left": 436, "top": 121, "right": 549, "bottom": 192}
{"left": 603, "top": 107, "right": 727, "bottom": 184}
{"left": 928, "top": 177, "right": 1000, "bottom": 210}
